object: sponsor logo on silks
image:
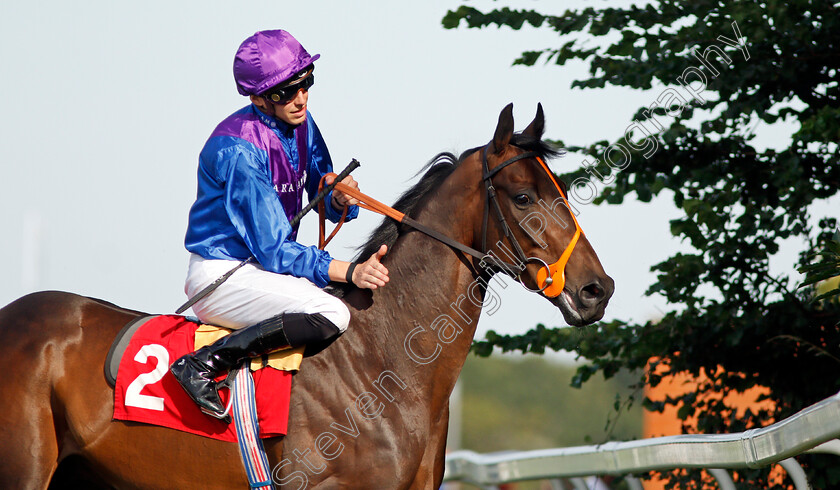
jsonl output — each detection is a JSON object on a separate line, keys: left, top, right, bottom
{"left": 274, "top": 173, "right": 307, "bottom": 194}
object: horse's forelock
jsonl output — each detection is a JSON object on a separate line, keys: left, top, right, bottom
{"left": 509, "top": 133, "right": 564, "bottom": 161}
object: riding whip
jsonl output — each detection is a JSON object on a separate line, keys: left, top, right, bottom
{"left": 175, "top": 159, "right": 361, "bottom": 314}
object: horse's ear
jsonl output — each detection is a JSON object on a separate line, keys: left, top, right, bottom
{"left": 491, "top": 103, "right": 515, "bottom": 154}
{"left": 522, "top": 103, "right": 545, "bottom": 140}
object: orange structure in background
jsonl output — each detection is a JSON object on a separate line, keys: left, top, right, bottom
{"left": 642, "top": 359, "right": 776, "bottom": 489}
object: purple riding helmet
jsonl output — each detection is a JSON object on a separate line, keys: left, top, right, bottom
{"left": 233, "top": 30, "right": 320, "bottom": 96}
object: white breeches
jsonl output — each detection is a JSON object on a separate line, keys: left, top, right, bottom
{"left": 184, "top": 253, "right": 350, "bottom": 332}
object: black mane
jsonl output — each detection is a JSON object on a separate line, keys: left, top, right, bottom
{"left": 327, "top": 135, "right": 562, "bottom": 296}
{"left": 354, "top": 135, "right": 559, "bottom": 262}
{"left": 353, "top": 152, "right": 459, "bottom": 263}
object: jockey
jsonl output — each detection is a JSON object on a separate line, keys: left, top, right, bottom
{"left": 171, "top": 29, "right": 389, "bottom": 419}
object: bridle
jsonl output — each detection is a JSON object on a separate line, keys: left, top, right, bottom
{"left": 320, "top": 145, "right": 583, "bottom": 298}
{"left": 478, "top": 146, "right": 583, "bottom": 298}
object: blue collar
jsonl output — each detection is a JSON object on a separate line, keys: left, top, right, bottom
{"left": 252, "top": 104, "right": 296, "bottom": 137}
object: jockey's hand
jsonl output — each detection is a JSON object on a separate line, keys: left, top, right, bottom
{"left": 353, "top": 245, "right": 389, "bottom": 290}
{"left": 326, "top": 174, "right": 360, "bottom": 209}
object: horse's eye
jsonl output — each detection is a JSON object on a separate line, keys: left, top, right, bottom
{"left": 513, "top": 193, "right": 532, "bottom": 207}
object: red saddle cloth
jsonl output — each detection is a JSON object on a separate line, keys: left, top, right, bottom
{"left": 112, "top": 315, "right": 292, "bottom": 441}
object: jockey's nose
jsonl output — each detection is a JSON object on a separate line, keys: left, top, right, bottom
{"left": 578, "top": 275, "right": 614, "bottom": 310}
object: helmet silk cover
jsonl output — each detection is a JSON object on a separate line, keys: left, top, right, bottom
{"left": 234, "top": 30, "right": 320, "bottom": 96}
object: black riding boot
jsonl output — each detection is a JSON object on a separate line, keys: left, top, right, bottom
{"left": 169, "top": 312, "right": 341, "bottom": 419}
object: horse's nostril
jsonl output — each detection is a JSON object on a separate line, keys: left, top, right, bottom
{"left": 580, "top": 282, "right": 606, "bottom": 307}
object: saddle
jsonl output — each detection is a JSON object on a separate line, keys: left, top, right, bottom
{"left": 107, "top": 314, "right": 301, "bottom": 441}
{"left": 104, "top": 315, "right": 303, "bottom": 387}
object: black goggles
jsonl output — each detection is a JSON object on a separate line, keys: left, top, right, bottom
{"left": 263, "top": 70, "right": 315, "bottom": 104}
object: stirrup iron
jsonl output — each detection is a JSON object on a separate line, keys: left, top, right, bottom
{"left": 200, "top": 365, "right": 241, "bottom": 423}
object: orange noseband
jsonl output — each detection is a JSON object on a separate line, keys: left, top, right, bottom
{"left": 533, "top": 156, "right": 583, "bottom": 298}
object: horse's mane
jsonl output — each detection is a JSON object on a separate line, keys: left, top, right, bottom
{"left": 328, "top": 134, "right": 561, "bottom": 297}
{"left": 353, "top": 152, "right": 460, "bottom": 263}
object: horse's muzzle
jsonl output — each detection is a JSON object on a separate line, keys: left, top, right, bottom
{"left": 556, "top": 274, "right": 615, "bottom": 327}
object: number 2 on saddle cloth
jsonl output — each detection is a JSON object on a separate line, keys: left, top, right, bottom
{"left": 111, "top": 315, "right": 299, "bottom": 441}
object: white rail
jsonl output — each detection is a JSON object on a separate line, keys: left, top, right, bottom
{"left": 444, "top": 391, "right": 840, "bottom": 487}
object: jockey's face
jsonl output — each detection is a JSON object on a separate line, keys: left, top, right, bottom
{"left": 250, "top": 87, "right": 309, "bottom": 126}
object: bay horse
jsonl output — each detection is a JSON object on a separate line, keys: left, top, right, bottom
{"left": 0, "top": 104, "right": 613, "bottom": 489}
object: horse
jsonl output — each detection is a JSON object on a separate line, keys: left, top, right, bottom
{"left": 0, "top": 103, "right": 613, "bottom": 489}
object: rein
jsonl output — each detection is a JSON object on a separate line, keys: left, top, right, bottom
{"left": 318, "top": 179, "right": 505, "bottom": 268}
{"left": 319, "top": 148, "right": 583, "bottom": 298}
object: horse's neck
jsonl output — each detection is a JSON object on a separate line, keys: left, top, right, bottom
{"left": 341, "top": 166, "right": 485, "bottom": 408}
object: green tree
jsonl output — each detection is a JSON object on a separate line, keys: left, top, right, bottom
{"left": 445, "top": 1, "right": 840, "bottom": 488}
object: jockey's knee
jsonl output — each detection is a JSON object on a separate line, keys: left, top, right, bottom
{"left": 310, "top": 295, "right": 351, "bottom": 333}
{"left": 282, "top": 312, "right": 343, "bottom": 346}
{"left": 331, "top": 301, "right": 351, "bottom": 333}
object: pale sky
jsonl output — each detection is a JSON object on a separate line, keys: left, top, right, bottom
{"left": 1, "top": 0, "right": 827, "bottom": 359}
